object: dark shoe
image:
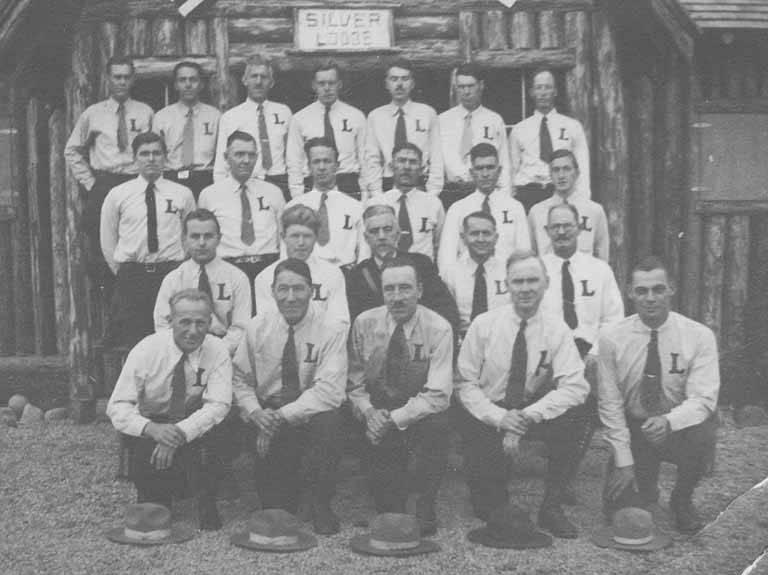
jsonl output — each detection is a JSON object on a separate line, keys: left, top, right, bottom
{"left": 312, "top": 501, "right": 340, "bottom": 535}
{"left": 671, "top": 497, "right": 704, "bottom": 534}
{"left": 198, "top": 496, "right": 222, "bottom": 531}
{"left": 538, "top": 505, "right": 578, "bottom": 539}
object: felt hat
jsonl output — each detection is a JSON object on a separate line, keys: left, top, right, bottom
{"left": 106, "top": 503, "right": 195, "bottom": 545}
{"left": 467, "top": 504, "right": 553, "bottom": 549}
{"left": 350, "top": 513, "right": 440, "bottom": 557}
{"left": 231, "top": 509, "right": 317, "bottom": 553}
{"left": 592, "top": 507, "right": 672, "bottom": 552}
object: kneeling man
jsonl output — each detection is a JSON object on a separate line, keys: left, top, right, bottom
{"left": 348, "top": 255, "right": 453, "bottom": 536}
{"left": 598, "top": 256, "right": 719, "bottom": 534}
{"left": 232, "top": 259, "right": 348, "bottom": 534}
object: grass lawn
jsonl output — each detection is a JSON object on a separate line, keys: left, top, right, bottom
{"left": 1, "top": 413, "right": 767, "bottom": 575}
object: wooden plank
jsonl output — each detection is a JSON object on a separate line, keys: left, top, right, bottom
{"left": 747, "top": 214, "right": 768, "bottom": 393}
{"left": 458, "top": 11, "right": 479, "bottom": 62}
{"left": 122, "top": 17, "right": 150, "bottom": 57}
{"left": 538, "top": 9, "right": 561, "bottom": 48}
{"left": 396, "top": 15, "right": 458, "bottom": 40}
{"left": 184, "top": 19, "right": 208, "bottom": 56}
{"left": 628, "top": 74, "right": 655, "bottom": 257}
{"left": 564, "top": 11, "right": 593, "bottom": 169}
{"left": 722, "top": 214, "right": 750, "bottom": 403}
{"left": 0, "top": 223, "right": 13, "bottom": 355}
{"left": 483, "top": 10, "right": 508, "bottom": 50}
{"left": 151, "top": 16, "right": 183, "bottom": 57}
{"left": 701, "top": 214, "right": 726, "bottom": 346}
{"left": 228, "top": 17, "right": 292, "bottom": 45}
{"left": 26, "top": 98, "right": 44, "bottom": 354}
{"left": 681, "top": 73, "right": 703, "bottom": 320}
{"left": 471, "top": 47, "right": 574, "bottom": 68}
{"left": 97, "top": 21, "right": 120, "bottom": 100}
{"left": 133, "top": 56, "right": 217, "bottom": 79}
{"left": 697, "top": 200, "right": 768, "bottom": 214}
{"left": 212, "top": 16, "right": 231, "bottom": 110}
{"left": 49, "top": 109, "right": 70, "bottom": 356}
{"left": 510, "top": 11, "right": 535, "bottom": 49}
{"left": 697, "top": 98, "right": 768, "bottom": 114}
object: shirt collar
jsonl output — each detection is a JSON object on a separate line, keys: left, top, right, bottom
{"left": 246, "top": 97, "right": 269, "bottom": 109}
{"left": 631, "top": 313, "right": 673, "bottom": 334}
{"left": 316, "top": 99, "right": 339, "bottom": 111}
{"left": 458, "top": 104, "right": 482, "bottom": 116}
{"left": 137, "top": 174, "right": 165, "bottom": 187}
{"left": 108, "top": 97, "right": 131, "bottom": 111}
{"left": 533, "top": 108, "right": 557, "bottom": 120}
{"left": 177, "top": 101, "right": 200, "bottom": 115}
{"left": 229, "top": 177, "right": 250, "bottom": 193}
{"left": 311, "top": 187, "right": 340, "bottom": 196}
{"left": 386, "top": 305, "right": 420, "bottom": 339}
{"left": 389, "top": 100, "right": 413, "bottom": 116}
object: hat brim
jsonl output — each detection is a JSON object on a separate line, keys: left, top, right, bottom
{"left": 591, "top": 527, "right": 672, "bottom": 552}
{"left": 230, "top": 531, "right": 318, "bottom": 553}
{"left": 349, "top": 535, "right": 440, "bottom": 557}
{"left": 467, "top": 526, "right": 553, "bottom": 550}
{"left": 105, "top": 525, "right": 195, "bottom": 546}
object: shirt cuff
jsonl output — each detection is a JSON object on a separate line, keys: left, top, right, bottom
{"left": 614, "top": 444, "right": 634, "bottom": 468}
{"left": 238, "top": 397, "right": 263, "bottom": 420}
{"left": 126, "top": 415, "right": 152, "bottom": 438}
{"left": 521, "top": 405, "right": 545, "bottom": 425}
{"left": 175, "top": 419, "right": 197, "bottom": 443}
{"left": 665, "top": 410, "right": 692, "bottom": 433}
{"left": 389, "top": 407, "right": 410, "bottom": 431}
{"left": 279, "top": 402, "right": 302, "bottom": 425}
{"left": 487, "top": 403, "right": 509, "bottom": 429}
{"left": 351, "top": 397, "right": 374, "bottom": 421}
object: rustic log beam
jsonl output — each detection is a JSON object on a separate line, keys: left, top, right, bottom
{"left": 538, "top": 10, "right": 561, "bottom": 49}
{"left": 97, "top": 21, "right": 120, "bottom": 100}
{"left": 152, "top": 16, "right": 183, "bottom": 57}
{"left": 722, "top": 214, "right": 750, "bottom": 404}
{"left": 212, "top": 16, "right": 232, "bottom": 110}
{"left": 510, "top": 11, "right": 535, "bottom": 49}
{"left": 184, "top": 18, "right": 208, "bottom": 55}
{"left": 123, "top": 17, "right": 150, "bottom": 57}
{"left": 697, "top": 98, "right": 768, "bottom": 115}
{"left": 564, "top": 11, "right": 593, "bottom": 168}
{"left": 701, "top": 214, "right": 726, "bottom": 347}
{"left": 396, "top": 15, "right": 459, "bottom": 41}
{"left": 49, "top": 109, "right": 70, "bottom": 356}
{"left": 133, "top": 56, "right": 216, "bottom": 78}
{"left": 228, "top": 17, "right": 293, "bottom": 45}
{"left": 628, "top": 74, "right": 655, "bottom": 257}
{"left": 458, "top": 11, "right": 479, "bottom": 62}
{"left": 0, "top": 219, "right": 12, "bottom": 355}
{"left": 26, "top": 98, "right": 45, "bottom": 354}
{"left": 483, "top": 10, "right": 508, "bottom": 50}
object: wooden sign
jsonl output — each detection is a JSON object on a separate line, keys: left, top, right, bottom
{"left": 294, "top": 8, "right": 394, "bottom": 52}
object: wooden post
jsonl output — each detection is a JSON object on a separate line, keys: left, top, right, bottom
{"left": 123, "top": 18, "right": 150, "bottom": 57}
{"left": 701, "top": 215, "right": 726, "bottom": 347}
{"left": 628, "top": 74, "right": 655, "bottom": 257}
{"left": 510, "top": 11, "right": 534, "bottom": 50}
{"left": 0, "top": 221, "right": 13, "bottom": 355}
{"left": 483, "top": 10, "right": 507, "bottom": 51}
{"left": 185, "top": 19, "right": 208, "bottom": 56}
{"left": 49, "top": 109, "right": 70, "bottom": 355}
{"left": 748, "top": 215, "right": 768, "bottom": 394}
{"left": 152, "top": 16, "right": 183, "bottom": 56}
{"left": 97, "top": 22, "right": 120, "bottom": 100}
{"left": 722, "top": 215, "right": 750, "bottom": 404}
{"left": 538, "top": 10, "right": 560, "bottom": 49}
{"left": 564, "top": 11, "right": 593, "bottom": 177}
{"left": 212, "top": 16, "right": 231, "bottom": 110}
{"left": 458, "top": 11, "right": 479, "bottom": 62}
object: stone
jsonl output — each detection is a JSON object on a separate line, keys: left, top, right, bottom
{"left": 0, "top": 407, "right": 16, "bottom": 420}
{"left": 1, "top": 413, "right": 17, "bottom": 427}
{"left": 44, "top": 407, "right": 70, "bottom": 422}
{"left": 734, "top": 405, "right": 768, "bottom": 428}
{"left": 19, "top": 404, "right": 44, "bottom": 425}
{"left": 7, "top": 394, "right": 28, "bottom": 418}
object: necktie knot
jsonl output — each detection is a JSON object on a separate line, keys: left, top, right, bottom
{"left": 650, "top": 329, "right": 658, "bottom": 343}
{"left": 186, "top": 106, "right": 193, "bottom": 117}
{"left": 397, "top": 108, "right": 404, "bottom": 117}
{"left": 476, "top": 262, "right": 485, "bottom": 276}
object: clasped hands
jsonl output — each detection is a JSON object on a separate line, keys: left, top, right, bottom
{"left": 364, "top": 408, "right": 395, "bottom": 445}
{"left": 247, "top": 408, "right": 286, "bottom": 457}
{"left": 143, "top": 422, "right": 187, "bottom": 471}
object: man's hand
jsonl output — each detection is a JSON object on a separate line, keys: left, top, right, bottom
{"left": 246, "top": 408, "right": 283, "bottom": 436}
{"left": 364, "top": 408, "right": 393, "bottom": 445}
{"left": 255, "top": 432, "right": 273, "bottom": 458}
{"left": 143, "top": 422, "right": 186, "bottom": 448}
{"left": 151, "top": 443, "right": 177, "bottom": 471}
{"left": 499, "top": 410, "right": 530, "bottom": 435}
{"left": 605, "top": 464, "right": 636, "bottom": 501}
{"left": 641, "top": 416, "right": 670, "bottom": 446}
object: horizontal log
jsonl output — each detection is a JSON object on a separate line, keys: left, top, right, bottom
{"left": 396, "top": 15, "right": 459, "bottom": 40}
{"left": 696, "top": 200, "right": 768, "bottom": 214}
{"left": 133, "top": 56, "right": 216, "bottom": 78}
{"left": 229, "top": 17, "right": 292, "bottom": 45}
{"left": 697, "top": 98, "right": 768, "bottom": 114}
{"left": 472, "top": 47, "right": 575, "bottom": 69}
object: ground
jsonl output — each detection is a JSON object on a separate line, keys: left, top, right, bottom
{"left": 1, "top": 412, "right": 767, "bottom": 575}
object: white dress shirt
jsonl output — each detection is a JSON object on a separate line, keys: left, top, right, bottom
{"left": 439, "top": 104, "right": 511, "bottom": 192}
{"left": 231, "top": 304, "right": 348, "bottom": 425}
{"left": 154, "top": 257, "right": 251, "bottom": 356}
{"left": 541, "top": 251, "right": 624, "bottom": 352}
{"left": 371, "top": 187, "right": 444, "bottom": 261}
{"left": 107, "top": 330, "right": 232, "bottom": 442}
{"left": 213, "top": 98, "right": 292, "bottom": 181}
{"left": 153, "top": 101, "right": 220, "bottom": 170}
{"left": 457, "top": 304, "right": 589, "bottom": 428}
{"left": 286, "top": 99, "right": 367, "bottom": 198}
{"left": 509, "top": 109, "right": 590, "bottom": 200}
{"left": 65, "top": 97, "right": 154, "bottom": 189}
{"left": 440, "top": 253, "right": 509, "bottom": 335}
{"left": 365, "top": 100, "right": 444, "bottom": 196}
{"left": 253, "top": 252, "right": 350, "bottom": 324}
{"left": 597, "top": 312, "right": 720, "bottom": 467}
{"left": 284, "top": 188, "right": 363, "bottom": 266}
{"left": 438, "top": 189, "right": 530, "bottom": 272}
{"left": 198, "top": 176, "right": 285, "bottom": 258}
{"left": 529, "top": 194, "right": 610, "bottom": 261}
{"left": 348, "top": 305, "right": 453, "bottom": 430}
{"left": 100, "top": 175, "right": 195, "bottom": 272}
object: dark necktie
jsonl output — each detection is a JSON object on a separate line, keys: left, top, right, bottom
{"left": 317, "top": 191, "right": 330, "bottom": 246}
{"left": 198, "top": 265, "right": 212, "bottom": 300}
{"left": 504, "top": 319, "right": 528, "bottom": 408}
{"left": 539, "top": 115, "right": 553, "bottom": 163}
{"left": 182, "top": 106, "right": 195, "bottom": 167}
{"left": 386, "top": 323, "right": 408, "bottom": 389}
{"left": 460, "top": 111, "right": 473, "bottom": 158}
{"left": 481, "top": 193, "right": 491, "bottom": 215}
{"left": 394, "top": 107, "right": 407, "bottom": 149}
{"left": 323, "top": 103, "right": 336, "bottom": 150}
{"left": 117, "top": 101, "right": 128, "bottom": 152}
{"left": 397, "top": 193, "right": 413, "bottom": 252}
{"left": 240, "top": 184, "right": 255, "bottom": 245}
{"left": 258, "top": 103, "right": 273, "bottom": 172}
{"left": 562, "top": 260, "right": 578, "bottom": 329}
{"left": 167, "top": 353, "right": 187, "bottom": 421}
{"left": 471, "top": 262, "right": 488, "bottom": 321}
{"left": 145, "top": 182, "right": 159, "bottom": 253}
{"left": 639, "top": 329, "right": 663, "bottom": 415}
{"left": 281, "top": 325, "right": 300, "bottom": 405}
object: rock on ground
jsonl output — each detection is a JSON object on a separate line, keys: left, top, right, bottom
{"left": 1, "top": 412, "right": 17, "bottom": 427}
{"left": 44, "top": 407, "right": 70, "bottom": 422}
{"left": 19, "top": 403, "right": 44, "bottom": 425}
{"left": 8, "top": 394, "right": 28, "bottom": 417}
{"left": 0, "top": 406, "right": 16, "bottom": 420}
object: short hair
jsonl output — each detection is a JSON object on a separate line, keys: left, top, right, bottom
{"left": 380, "top": 255, "right": 422, "bottom": 285}
{"left": 391, "top": 142, "right": 423, "bottom": 162}
{"left": 304, "top": 136, "right": 338, "bottom": 161}
{"left": 243, "top": 54, "right": 275, "bottom": 78}
{"left": 183, "top": 208, "right": 220, "bottom": 235}
{"left": 226, "top": 130, "right": 256, "bottom": 148}
{"left": 469, "top": 142, "right": 499, "bottom": 163}
{"left": 169, "top": 288, "right": 212, "bottom": 315}
{"left": 387, "top": 58, "right": 414, "bottom": 75}
{"left": 549, "top": 149, "right": 579, "bottom": 172}
{"left": 173, "top": 60, "right": 203, "bottom": 80}
{"left": 313, "top": 60, "right": 342, "bottom": 80}
{"left": 273, "top": 257, "right": 312, "bottom": 286}
{"left": 531, "top": 68, "right": 555, "bottom": 85}
{"left": 505, "top": 250, "right": 546, "bottom": 275}
{"left": 281, "top": 204, "right": 319, "bottom": 235}
{"left": 363, "top": 203, "right": 396, "bottom": 222}
{"left": 454, "top": 63, "right": 484, "bottom": 82}
{"left": 132, "top": 131, "right": 166, "bottom": 155}
{"left": 547, "top": 202, "right": 580, "bottom": 225}
{"left": 107, "top": 56, "right": 135, "bottom": 75}
{"left": 631, "top": 255, "right": 670, "bottom": 282}
{"left": 462, "top": 210, "right": 496, "bottom": 230}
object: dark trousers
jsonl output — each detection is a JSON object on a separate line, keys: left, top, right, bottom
{"left": 106, "top": 261, "right": 180, "bottom": 349}
{"left": 252, "top": 409, "right": 342, "bottom": 512}
{"left": 163, "top": 170, "right": 213, "bottom": 202}
{"left": 265, "top": 174, "right": 291, "bottom": 204}
{"left": 440, "top": 181, "right": 475, "bottom": 211}
{"left": 460, "top": 402, "right": 591, "bottom": 520}
{"left": 225, "top": 254, "right": 279, "bottom": 314}
{"left": 364, "top": 411, "right": 451, "bottom": 518}
{"left": 514, "top": 183, "right": 555, "bottom": 213}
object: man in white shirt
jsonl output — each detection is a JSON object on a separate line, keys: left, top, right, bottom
{"left": 439, "top": 63, "right": 511, "bottom": 209}
{"left": 529, "top": 150, "right": 609, "bottom": 261}
{"left": 213, "top": 54, "right": 292, "bottom": 201}
{"left": 286, "top": 61, "right": 367, "bottom": 200}
{"left": 348, "top": 256, "right": 453, "bottom": 535}
{"left": 365, "top": 59, "right": 443, "bottom": 197}
{"left": 285, "top": 137, "right": 363, "bottom": 267}
{"left": 107, "top": 289, "right": 232, "bottom": 530}
{"left": 509, "top": 69, "right": 590, "bottom": 211}
{"left": 232, "top": 259, "right": 348, "bottom": 534}
{"left": 438, "top": 143, "right": 529, "bottom": 273}
{"left": 456, "top": 251, "right": 590, "bottom": 538}
{"left": 373, "top": 142, "right": 444, "bottom": 261}
{"left": 598, "top": 256, "right": 719, "bottom": 534}
{"left": 154, "top": 61, "right": 220, "bottom": 200}
{"left": 100, "top": 131, "right": 196, "bottom": 348}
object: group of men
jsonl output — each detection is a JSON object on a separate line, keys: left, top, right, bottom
{"left": 78, "top": 54, "right": 719, "bottom": 542}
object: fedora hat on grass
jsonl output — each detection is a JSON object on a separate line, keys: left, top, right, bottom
{"left": 468, "top": 503, "right": 553, "bottom": 549}
{"left": 592, "top": 507, "right": 672, "bottom": 552}
{"left": 350, "top": 513, "right": 440, "bottom": 557}
{"left": 231, "top": 509, "right": 317, "bottom": 553}
{"left": 106, "top": 503, "right": 195, "bottom": 546}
